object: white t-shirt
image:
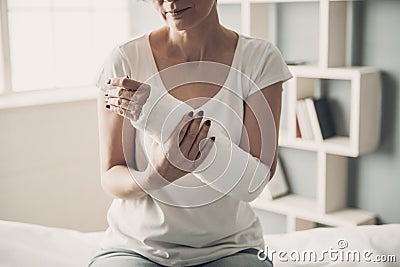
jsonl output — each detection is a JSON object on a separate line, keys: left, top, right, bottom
{"left": 95, "top": 31, "right": 292, "bottom": 266}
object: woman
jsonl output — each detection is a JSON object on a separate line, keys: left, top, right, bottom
{"left": 90, "top": 0, "right": 292, "bottom": 266}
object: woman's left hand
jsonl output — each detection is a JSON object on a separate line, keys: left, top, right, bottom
{"left": 104, "top": 76, "right": 151, "bottom": 121}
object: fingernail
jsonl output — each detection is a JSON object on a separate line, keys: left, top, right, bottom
{"left": 197, "top": 110, "right": 204, "bottom": 117}
{"left": 188, "top": 111, "right": 194, "bottom": 117}
{"left": 105, "top": 105, "right": 110, "bottom": 109}
{"left": 105, "top": 93, "right": 108, "bottom": 97}
{"left": 107, "top": 79, "right": 111, "bottom": 85}
{"left": 126, "top": 75, "right": 130, "bottom": 79}
{"left": 205, "top": 120, "right": 211, "bottom": 126}
{"left": 211, "top": 136, "right": 216, "bottom": 142}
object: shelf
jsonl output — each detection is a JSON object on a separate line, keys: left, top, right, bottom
{"left": 219, "top": 0, "right": 360, "bottom": 3}
{"left": 218, "top": 0, "right": 243, "bottom": 4}
{"left": 281, "top": 65, "right": 380, "bottom": 157}
{"left": 240, "top": 0, "right": 380, "bottom": 233}
{"left": 252, "top": 194, "right": 317, "bottom": 216}
{"left": 288, "top": 65, "right": 379, "bottom": 79}
{"left": 248, "top": 0, "right": 319, "bottom": 3}
{"left": 279, "top": 135, "right": 358, "bottom": 157}
{"left": 250, "top": 194, "right": 376, "bottom": 227}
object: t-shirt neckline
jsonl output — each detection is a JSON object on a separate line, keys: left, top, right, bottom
{"left": 145, "top": 31, "right": 242, "bottom": 111}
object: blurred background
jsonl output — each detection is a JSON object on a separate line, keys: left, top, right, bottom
{"left": 0, "top": 0, "right": 399, "bottom": 233}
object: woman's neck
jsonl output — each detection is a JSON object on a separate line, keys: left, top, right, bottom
{"left": 164, "top": 7, "right": 230, "bottom": 62}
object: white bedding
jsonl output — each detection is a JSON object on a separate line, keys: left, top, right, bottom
{"left": 0, "top": 220, "right": 399, "bottom": 267}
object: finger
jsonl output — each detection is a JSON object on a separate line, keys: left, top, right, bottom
{"left": 168, "top": 111, "right": 194, "bottom": 145}
{"left": 105, "top": 97, "right": 132, "bottom": 110}
{"left": 110, "top": 77, "right": 150, "bottom": 92}
{"left": 178, "top": 118, "right": 193, "bottom": 145}
{"left": 188, "top": 119, "right": 211, "bottom": 160}
{"left": 105, "top": 103, "right": 134, "bottom": 120}
{"left": 195, "top": 137, "right": 215, "bottom": 165}
{"left": 107, "top": 87, "right": 150, "bottom": 105}
{"left": 107, "top": 88, "right": 135, "bottom": 101}
{"left": 106, "top": 99, "right": 143, "bottom": 121}
{"left": 179, "top": 110, "right": 204, "bottom": 156}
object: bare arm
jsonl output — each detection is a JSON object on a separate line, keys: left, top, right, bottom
{"left": 191, "top": 81, "right": 283, "bottom": 202}
{"left": 97, "top": 77, "right": 214, "bottom": 199}
{"left": 97, "top": 90, "right": 148, "bottom": 200}
{"left": 240, "top": 81, "right": 283, "bottom": 180}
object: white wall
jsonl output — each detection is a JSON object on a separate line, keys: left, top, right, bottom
{"left": 0, "top": 99, "right": 112, "bottom": 232}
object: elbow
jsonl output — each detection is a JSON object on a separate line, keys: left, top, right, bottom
{"left": 243, "top": 173, "right": 271, "bottom": 203}
{"left": 100, "top": 172, "right": 115, "bottom": 198}
{"left": 100, "top": 169, "right": 123, "bottom": 199}
{"left": 100, "top": 165, "right": 144, "bottom": 200}
{"left": 242, "top": 189, "right": 264, "bottom": 203}
{"left": 268, "top": 167, "right": 276, "bottom": 182}
{"left": 243, "top": 193, "right": 259, "bottom": 203}
{"left": 267, "top": 154, "right": 278, "bottom": 181}
{"left": 100, "top": 175, "right": 129, "bottom": 200}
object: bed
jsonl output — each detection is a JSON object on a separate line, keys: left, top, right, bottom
{"left": 1, "top": 220, "right": 399, "bottom": 267}
{"left": 1, "top": 159, "right": 399, "bottom": 266}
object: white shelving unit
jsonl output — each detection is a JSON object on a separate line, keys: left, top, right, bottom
{"left": 218, "top": 0, "right": 381, "bottom": 232}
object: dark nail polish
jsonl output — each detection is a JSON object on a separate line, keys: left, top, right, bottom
{"left": 188, "top": 111, "right": 194, "bottom": 117}
{"left": 205, "top": 120, "right": 211, "bottom": 126}
{"left": 106, "top": 105, "right": 110, "bottom": 109}
{"left": 197, "top": 110, "right": 204, "bottom": 117}
{"left": 105, "top": 93, "right": 108, "bottom": 97}
{"left": 126, "top": 75, "right": 130, "bottom": 79}
{"left": 107, "top": 79, "right": 111, "bottom": 85}
{"left": 211, "top": 136, "right": 216, "bottom": 141}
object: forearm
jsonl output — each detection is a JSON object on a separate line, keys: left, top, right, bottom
{"left": 193, "top": 129, "right": 272, "bottom": 202}
{"left": 133, "top": 107, "right": 273, "bottom": 202}
{"left": 101, "top": 165, "right": 149, "bottom": 200}
{"left": 130, "top": 91, "right": 192, "bottom": 144}
{"left": 129, "top": 91, "right": 275, "bottom": 202}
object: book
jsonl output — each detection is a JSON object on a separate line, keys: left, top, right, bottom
{"left": 304, "top": 98, "right": 323, "bottom": 141}
{"left": 296, "top": 99, "right": 314, "bottom": 140}
{"left": 296, "top": 116, "right": 302, "bottom": 138}
{"left": 314, "top": 98, "right": 336, "bottom": 139}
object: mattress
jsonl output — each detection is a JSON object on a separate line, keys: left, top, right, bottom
{"left": 0, "top": 220, "right": 399, "bottom": 267}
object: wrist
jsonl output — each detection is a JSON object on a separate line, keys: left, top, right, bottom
{"left": 129, "top": 91, "right": 192, "bottom": 144}
{"left": 141, "top": 164, "right": 171, "bottom": 191}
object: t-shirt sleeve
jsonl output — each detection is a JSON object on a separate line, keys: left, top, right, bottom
{"left": 94, "top": 46, "right": 132, "bottom": 92}
{"left": 246, "top": 42, "right": 293, "bottom": 99}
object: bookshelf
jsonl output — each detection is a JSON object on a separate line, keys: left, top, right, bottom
{"left": 217, "top": 0, "right": 381, "bottom": 232}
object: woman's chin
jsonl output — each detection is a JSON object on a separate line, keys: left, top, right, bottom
{"left": 167, "top": 19, "right": 202, "bottom": 32}
{"left": 168, "top": 21, "right": 191, "bottom": 32}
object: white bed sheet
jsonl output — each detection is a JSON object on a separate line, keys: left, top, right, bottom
{"left": 0, "top": 220, "right": 399, "bottom": 267}
{"left": 0, "top": 220, "right": 102, "bottom": 267}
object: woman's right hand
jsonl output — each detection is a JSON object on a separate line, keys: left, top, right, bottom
{"left": 105, "top": 76, "right": 151, "bottom": 121}
{"left": 145, "top": 111, "right": 215, "bottom": 188}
